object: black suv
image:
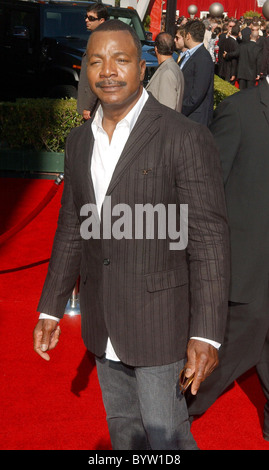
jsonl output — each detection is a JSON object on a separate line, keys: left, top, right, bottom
{"left": 0, "top": 0, "right": 158, "bottom": 100}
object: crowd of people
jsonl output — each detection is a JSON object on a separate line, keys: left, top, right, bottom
{"left": 33, "top": 3, "right": 269, "bottom": 451}
{"left": 174, "top": 14, "right": 269, "bottom": 88}
{"left": 77, "top": 7, "right": 269, "bottom": 127}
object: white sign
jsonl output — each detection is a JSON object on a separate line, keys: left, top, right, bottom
{"left": 257, "top": 0, "right": 266, "bottom": 6}
{"left": 120, "top": 0, "right": 137, "bottom": 8}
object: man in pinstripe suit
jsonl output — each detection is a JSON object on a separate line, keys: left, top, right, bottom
{"left": 33, "top": 20, "right": 230, "bottom": 450}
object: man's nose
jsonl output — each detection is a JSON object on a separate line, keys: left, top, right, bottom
{"left": 100, "top": 59, "right": 117, "bottom": 77}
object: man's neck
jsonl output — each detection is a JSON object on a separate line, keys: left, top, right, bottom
{"left": 188, "top": 41, "right": 202, "bottom": 50}
{"left": 157, "top": 54, "right": 172, "bottom": 65}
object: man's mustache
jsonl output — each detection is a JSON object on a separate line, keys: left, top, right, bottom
{"left": 95, "top": 80, "right": 127, "bottom": 88}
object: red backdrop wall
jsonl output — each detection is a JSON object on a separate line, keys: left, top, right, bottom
{"left": 161, "top": 1, "right": 264, "bottom": 19}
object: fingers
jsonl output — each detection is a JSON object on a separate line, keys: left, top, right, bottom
{"left": 82, "top": 110, "right": 91, "bottom": 120}
{"left": 185, "top": 339, "right": 219, "bottom": 396}
{"left": 190, "top": 351, "right": 209, "bottom": 396}
{"left": 33, "top": 319, "right": 60, "bottom": 361}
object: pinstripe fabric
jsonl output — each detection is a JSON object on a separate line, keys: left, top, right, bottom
{"left": 38, "top": 94, "right": 230, "bottom": 367}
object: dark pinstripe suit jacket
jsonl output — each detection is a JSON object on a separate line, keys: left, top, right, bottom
{"left": 38, "top": 94, "right": 230, "bottom": 367}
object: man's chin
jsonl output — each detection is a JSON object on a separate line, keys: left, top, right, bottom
{"left": 95, "top": 89, "right": 124, "bottom": 105}
{"left": 100, "top": 97, "right": 125, "bottom": 107}
{"left": 95, "top": 87, "right": 143, "bottom": 110}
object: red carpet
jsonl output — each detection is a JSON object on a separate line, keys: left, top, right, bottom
{"left": 0, "top": 177, "right": 269, "bottom": 451}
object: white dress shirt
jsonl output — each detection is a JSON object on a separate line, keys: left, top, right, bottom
{"left": 39, "top": 87, "right": 220, "bottom": 358}
{"left": 90, "top": 87, "right": 149, "bottom": 360}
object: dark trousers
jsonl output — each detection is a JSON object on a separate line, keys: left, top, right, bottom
{"left": 95, "top": 357, "right": 198, "bottom": 450}
{"left": 238, "top": 78, "right": 256, "bottom": 90}
{"left": 187, "top": 278, "right": 269, "bottom": 437}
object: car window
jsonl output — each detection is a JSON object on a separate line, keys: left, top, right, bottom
{"left": 41, "top": 5, "right": 145, "bottom": 42}
{"left": 6, "top": 8, "right": 37, "bottom": 45}
{"left": 43, "top": 7, "right": 89, "bottom": 39}
{"left": 108, "top": 11, "right": 145, "bottom": 41}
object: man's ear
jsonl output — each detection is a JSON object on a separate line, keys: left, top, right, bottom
{"left": 139, "top": 59, "right": 146, "bottom": 82}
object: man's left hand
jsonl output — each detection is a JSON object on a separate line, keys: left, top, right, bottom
{"left": 184, "top": 339, "right": 219, "bottom": 395}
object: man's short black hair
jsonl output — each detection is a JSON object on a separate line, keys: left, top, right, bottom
{"left": 91, "top": 19, "right": 142, "bottom": 60}
{"left": 87, "top": 2, "right": 109, "bottom": 21}
{"left": 231, "top": 24, "right": 240, "bottom": 36}
{"left": 183, "top": 19, "right": 205, "bottom": 43}
{"left": 155, "top": 32, "right": 175, "bottom": 55}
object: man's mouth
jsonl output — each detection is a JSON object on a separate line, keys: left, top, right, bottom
{"left": 95, "top": 80, "right": 127, "bottom": 91}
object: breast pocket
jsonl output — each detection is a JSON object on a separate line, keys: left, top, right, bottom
{"left": 133, "top": 165, "right": 169, "bottom": 205}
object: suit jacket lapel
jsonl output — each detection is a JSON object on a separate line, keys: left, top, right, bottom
{"left": 106, "top": 95, "right": 162, "bottom": 196}
{"left": 181, "top": 49, "right": 195, "bottom": 71}
{"left": 181, "top": 44, "right": 204, "bottom": 71}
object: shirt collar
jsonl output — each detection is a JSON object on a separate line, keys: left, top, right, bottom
{"left": 92, "top": 87, "right": 149, "bottom": 138}
{"left": 188, "top": 42, "right": 203, "bottom": 56}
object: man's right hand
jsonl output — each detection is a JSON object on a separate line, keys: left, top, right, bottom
{"left": 33, "top": 319, "right": 61, "bottom": 361}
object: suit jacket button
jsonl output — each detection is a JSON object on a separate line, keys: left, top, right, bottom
{"left": 103, "top": 258, "right": 110, "bottom": 265}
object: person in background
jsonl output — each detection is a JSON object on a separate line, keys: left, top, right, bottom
{"left": 207, "top": 25, "right": 222, "bottom": 66}
{"left": 188, "top": 75, "right": 269, "bottom": 444}
{"left": 236, "top": 27, "right": 263, "bottom": 89}
{"left": 174, "top": 25, "right": 188, "bottom": 63}
{"left": 241, "top": 18, "right": 252, "bottom": 42}
{"left": 221, "top": 23, "right": 240, "bottom": 85}
{"left": 260, "top": 23, "right": 269, "bottom": 78}
{"left": 179, "top": 20, "right": 215, "bottom": 126}
{"left": 146, "top": 32, "right": 184, "bottom": 111}
{"left": 76, "top": 3, "right": 109, "bottom": 120}
{"left": 217, "top": 23, "right": 229, "bottom": 78}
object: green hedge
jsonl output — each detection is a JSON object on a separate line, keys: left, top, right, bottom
{"left": 0, "top": 76, "right": 238, "bottom": 154}
{"left": 214, "top": 75, "right": 239, "bottom": 109}
{"left": 0, "top": 98, "right": 83, "bottom": 153}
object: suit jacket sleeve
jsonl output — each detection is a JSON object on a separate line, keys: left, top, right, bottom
{"left": 37, "top": 134, "right": 82, "bottom": 317}
{"left": 225, "top": 47, "right": 240, "bottom": 60}
{"left": 175, "top": 122, "right": 230, "bottom": 342}
{"left": 209, "top": 98, "right": 241, "bottom": 184}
